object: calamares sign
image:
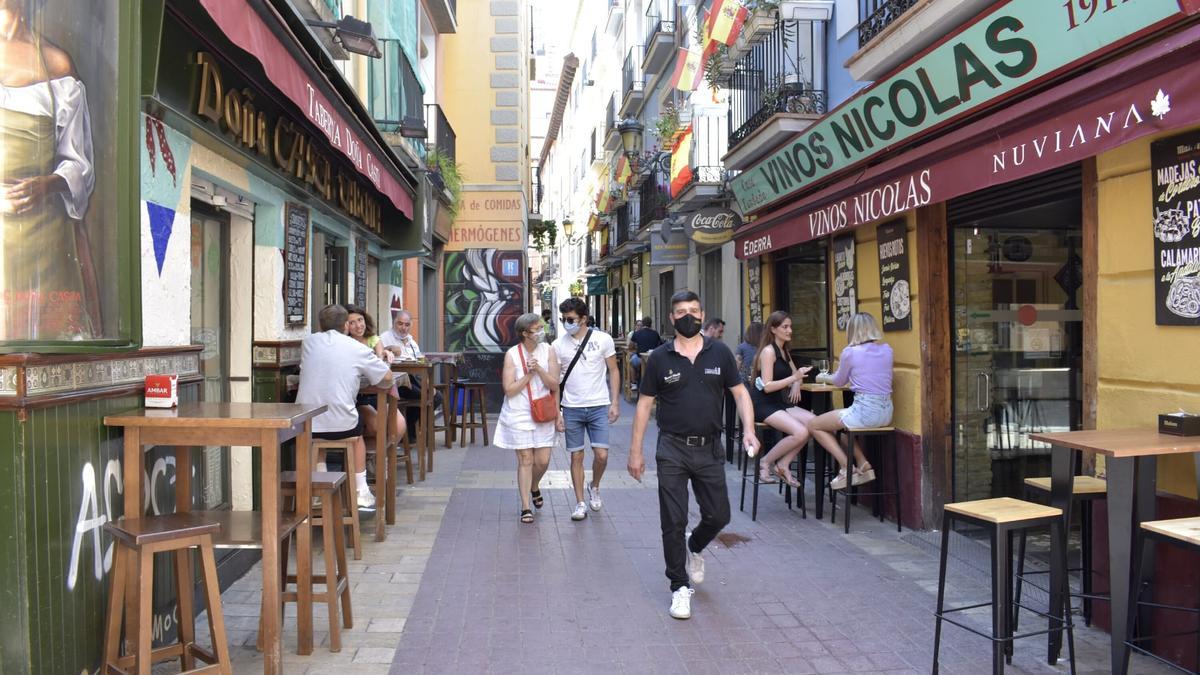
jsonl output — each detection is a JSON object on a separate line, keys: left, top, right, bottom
{"left": 729, "top": 0, "right": 1180, "bottom": 214}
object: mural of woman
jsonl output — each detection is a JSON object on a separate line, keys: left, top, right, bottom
{"left": 0, "top": 0, "right": 96, "bottom": 340}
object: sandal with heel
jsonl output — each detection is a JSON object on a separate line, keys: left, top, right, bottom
{"left": 520, "top": 509, "right": 534, "bottom": 524}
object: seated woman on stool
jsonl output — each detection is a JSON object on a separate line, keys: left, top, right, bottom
{"left": 749, "top": 311, "right": 814, "bottom": 487}
{"left": 345, "top": 305, "right": 407, "bottom": 444}
{"left": 806, "top": 312, "right": 893, "bottom": 490}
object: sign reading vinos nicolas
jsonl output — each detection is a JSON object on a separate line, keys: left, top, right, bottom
{"left": 729, "top": 0, "right": 1180, "bottom": 214}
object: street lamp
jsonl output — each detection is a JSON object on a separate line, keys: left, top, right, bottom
{"left": 617, "top": 117, "right": 669, "bottom": 177}
{"left": 561, "top": 218, "right": 587, "bottom": 245}
{"left": 618, "top": 119, "right": 645, "bottom": 157}
{"left": 306, "top": 15, "right": 383, "bottom": 58}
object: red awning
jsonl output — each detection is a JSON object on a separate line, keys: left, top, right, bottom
{"left": 734, "top": 22, "right": 1200, "bottom": 258}
{"left": 199, "top": 0, "right": 414, "bottom": 219}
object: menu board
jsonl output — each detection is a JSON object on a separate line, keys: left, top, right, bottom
{"left": 832, "top": 234, "right": 856, "bottom": 331}
{"left": 1151, "top": 130, "right": 1200, "bottom": 326}
{"left": 876, "top": 221, "right": 912, "bottom": 331}
{"left": 283, "top": 203, "right": 309, "bottom": 326}
{"left": 354, "top": 237, "right": 368, "bottom": 307}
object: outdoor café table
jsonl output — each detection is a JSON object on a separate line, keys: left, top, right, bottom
{"left": 393, "top": 360, "right": 435, "bottom": 482}
{"left": 1029, "top": 429, "right": 1200, "bottom": 675}
{"left": 799, "top": 382, "right": 848, "bottom": 519}
{"left": 365, "top": 384, "right": 402, "bottom": 539}
{"left": 104, "top": 401, "right": 325, "bottom": 674}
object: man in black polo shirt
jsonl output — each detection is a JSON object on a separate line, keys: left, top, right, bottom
{"left": 628, "top": 290, "right": 759, "bottom": 620}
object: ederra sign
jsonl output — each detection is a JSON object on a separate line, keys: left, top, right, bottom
{"left": 729, "top": 0, "right": 1180, "bottom": 214}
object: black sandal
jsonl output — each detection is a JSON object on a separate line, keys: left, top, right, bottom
{"left": 520, "top": 509, "right": 534, "bottom": 524}
{"left": 530, "top": 490, "right": 544, "bottom": 509}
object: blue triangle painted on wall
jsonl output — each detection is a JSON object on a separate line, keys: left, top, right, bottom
{"left": 146, "top": 201, "right": 176, "bottom": 276}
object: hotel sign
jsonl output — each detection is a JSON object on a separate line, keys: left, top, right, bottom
{"left": 729, "top": 0, "right": 1181, "bottom": 214}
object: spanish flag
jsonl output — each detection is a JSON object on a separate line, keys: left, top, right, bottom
{"left": 587, "top": 213, "right": 600, "bottom": 234}
{"left": 615, "top": 154, "right": 633, "bottom": 186}
{"left": 669, "top": 124, "right": 694, "bottom": 198}
{"left": 595, "top": 185, "right": 612, "bottom": 213}
{"left": 669, "top": 47, "right": 705, "bottom": 92}
{"left": 706, "top": 0, "right": 748, "bottom": 47}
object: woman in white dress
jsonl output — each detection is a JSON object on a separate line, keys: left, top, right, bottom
{"left": 494, "top": 312, "right": 560, "bottom": 523}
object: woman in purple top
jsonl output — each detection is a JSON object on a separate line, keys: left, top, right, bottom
{"left": 806, "top": 313, "right": 894, "bottom": 491}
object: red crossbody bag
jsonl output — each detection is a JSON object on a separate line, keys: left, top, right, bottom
{"left": 519, "top": 346, "right": 558, "bottom": 423}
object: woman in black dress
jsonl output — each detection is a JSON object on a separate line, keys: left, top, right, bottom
{"left": 749, "top": 311, "right": 814, "bottom": 486}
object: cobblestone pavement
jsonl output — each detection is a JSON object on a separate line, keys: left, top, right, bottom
{"left": 202, "top": 399, "right": 1173, "bottom": 674}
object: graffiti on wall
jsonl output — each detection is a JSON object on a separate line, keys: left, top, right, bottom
{"left": 444, "top": 249, "right": 525, "bottom": 352}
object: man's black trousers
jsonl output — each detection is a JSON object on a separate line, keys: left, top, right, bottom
{"left": 655, "top": 433, "right": 731, "bottom": 591}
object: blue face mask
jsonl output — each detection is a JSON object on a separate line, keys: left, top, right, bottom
{"left": 563, "top": 320, "right": 581, "bottom": 336}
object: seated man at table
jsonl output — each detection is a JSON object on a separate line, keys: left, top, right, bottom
{"left": 380, "top": 309, "right": 443, "bottom": 440}
{"left": 297, "top": 304, "right": 393, "bottom": 509}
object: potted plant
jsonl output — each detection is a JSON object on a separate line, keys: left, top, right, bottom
{"left": 652, "top": 102, "right": 681, "bottom": 148}
{"left": 425, "top": 147, "right": 463, "bottom": 217}
{"left": 741, "top": 0, "right": 779, "bottom": 44}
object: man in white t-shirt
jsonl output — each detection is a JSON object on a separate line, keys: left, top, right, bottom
{"left": 379, "top": 309, "right": 442, "bottom": 439}
{"left": 551, "top": 297, "right": 620, "bottom": 521}
{"left": 297, "top": 304, "right": 393, "bottom": 508}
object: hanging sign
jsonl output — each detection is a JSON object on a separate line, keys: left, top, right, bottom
{"left": 1151, "top": 129, "right": 1200, "bottom": 326}
{"left": 587, "top": 275, "right": 609, "bottom": 295}
{"left": 685, "top": 207, "right": 742, "bottom": 245}
{"left": 651, "top": 226, "right": 690, "bottom": 266}
{"left": 876, "top": 221, "right": 912, "bottom": 331}
{"left": 283, "top": 203, "right": 310, "bottom": 326}
{"left": 832, "top": 234, "right": 856, "bottom": 332}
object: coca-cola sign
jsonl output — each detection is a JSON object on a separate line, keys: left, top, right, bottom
{"left": 686, "top": 207, "right": 742, "bottom": 245}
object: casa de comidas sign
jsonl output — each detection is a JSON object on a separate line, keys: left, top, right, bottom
{"left": 729, "top": 0, "right": 1182, "bottom": 215}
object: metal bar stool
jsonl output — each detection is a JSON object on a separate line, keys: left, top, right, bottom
{"left": 1126, "top": 516, "right": 1200, "bottom": 674}
{"left": 738, "top": 423, "right": 778, "bottom": 522}
{"left": 103, "top": 514, "right": 231, "bottom": 674}
{"left": 830, "top": 427, "right": 901, "bottom": 533}
{"left": 933, "top": 498, "right": 1076, "bottom": 675}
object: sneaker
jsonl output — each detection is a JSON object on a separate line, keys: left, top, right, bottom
{"left": 357, "top": 490, "right": 377, "bottom": 509}
{"left": 685, "top": 533, "right": 705, "bottom": 585}
{"left": 852, "top": 466, "right": 876, "bottom": 486}
{"left": 669, "top": 587, "right": 694, "bottom": 620}
{"left": 586, "top": 484, "right": 602, "bottom": 511}
{"left": 571, "top": 502, "right": 588, "bottom": 521}
{"left": 830, "top": 469, "right": 849, "bottom": 491}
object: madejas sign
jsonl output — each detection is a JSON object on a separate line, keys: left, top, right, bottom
{"left": 729, "top": 0, "right": 1182, "bottom": 215}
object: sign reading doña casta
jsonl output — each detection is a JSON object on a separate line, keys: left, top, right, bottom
{"left": 832, "top": 234, "right": 856, "bottom": 331}
{"left": 876, "top": 221, "right": 912, "bottom": 331}
{"left": 1151, "top": 129, "right": 1200, "bottom": 326}
{"left": 685, "top": 207, "right": 742, "bottom": 245}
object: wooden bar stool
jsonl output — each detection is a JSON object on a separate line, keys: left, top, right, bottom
{"left": 432, "top": 362, "right": 457, "bottom": 448}
{"left": 830, "top": 426, "right": 901, "bottom": 534}
{"left": 1126, "top": 516, "right": 1200, "bottom": 673}
{"left": 738, "top": 423, "right": 779, "bottom": 522}
{"left": 103, "top": 514, "right": 231, "bottom": 675}
{"left": 1014, "top": 475, "right": 1109, "bottom": 630}
{"left": 313, "top": 438, "right": 364, "bottom": 559}
{"left": 457, "top": 382, "right": 489, "bottom": 447}
{"left": 933, "top": 498, "right": 1076, "bottom": 675}
{"left": 278, "top": 471, "right": 354, "bottom": 652}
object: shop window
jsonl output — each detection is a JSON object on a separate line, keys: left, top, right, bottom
{"left": 1, "top": 1, "right": 135, "bottom": 346}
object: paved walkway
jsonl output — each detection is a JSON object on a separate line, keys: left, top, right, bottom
{"left": 206, "top": 399, "right": 1173, "bottom": 674}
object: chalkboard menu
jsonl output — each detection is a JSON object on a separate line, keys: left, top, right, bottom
{"left": 876, "top": 221, "right": 912, "bottom": 331}
{"left": 354, "top": 237, "right": 368, "bottom": 307}
{"left": 283, "top": 203, "right": 309, "bottom": 326}
{"left": 1151, "top": 130, "right": 1200, "bottom": 326}
{"left": 832, "top": 234, "right": 856, "bottom": 332}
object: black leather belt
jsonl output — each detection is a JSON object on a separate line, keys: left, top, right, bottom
{"left": 663, "top": 433, "right": 715, "bottom": 447}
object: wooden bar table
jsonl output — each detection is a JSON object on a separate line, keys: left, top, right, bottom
{"left": 799, "top": 382, "right": 848, "bottom": 520}
{"left": 105, "top": 402, "right": 326, "bottom": 675}
{"left": 1030, "top": 429, "right": 1200, "bottom": 674}
{"left": 364, "top": 385, "right": 402, "bottom": 540}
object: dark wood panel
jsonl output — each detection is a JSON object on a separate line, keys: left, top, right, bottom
{"left": 916, "top": 203, "right": 952, "bottom": 527}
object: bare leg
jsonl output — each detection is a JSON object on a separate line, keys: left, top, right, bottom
{"left": 807, "top": 409, "right": 850, "bottom": 469}
{"left": 570, "top": 451, "right": 586, "bottom": 503}
{"left": 761, "top": 410, "right": 811, "bottom": 483}
{"left": 516, "top": 449, "right": 533, "bottom": 510}
{"left": 353, "top": 436, "right": 368, "bottom": 483}
{"left": 531, "top": 447, "right": 552, "bottom": 493}
{"left": 591, "top": 447, "right": 609, "bottom": 488}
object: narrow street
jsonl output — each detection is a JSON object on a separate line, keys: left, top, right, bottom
{"left": 206, "top": 398, "right": 1170, "bottom": 674}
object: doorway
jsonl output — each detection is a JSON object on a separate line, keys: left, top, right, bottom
{"left": 772, "top": 243, "right": 829, "bottom": 364}
{"left": 949, "top": 166, "right": 1084, "bottom": 503}
{"left": 189, "top": 209, "right": 232, "bottom": 510}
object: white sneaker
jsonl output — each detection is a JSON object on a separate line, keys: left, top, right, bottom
{"left": 669, "top": 587, "right": 694, "bottom": 620}
{"left": 357, "top": 490, "right": 376, "bottom": 509}
{"left": 571, "top": 502, "right": 588, "bottom": 521}
{"left": 685, "top": 533, "right": 705, "bottom": 585}
{"left": 586, "top": 484, "right": 602, "bottom": 511}
{"left": 830, "top": 469, "right": 849, "bottom": 491}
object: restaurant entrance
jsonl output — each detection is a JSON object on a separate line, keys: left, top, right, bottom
{"left": 949, "top": 166, "right": 1084, "bottom": 503}
{"left": 772, "top": 242, "right": 829, "bottom": 365}
{"left": 190, "top": 209, "right": 232, "bottom": 510}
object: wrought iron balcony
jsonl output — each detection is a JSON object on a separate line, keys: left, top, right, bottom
{"left": 643, "top": 1, "right": 677, "bottom": 75}
{"left": 369, "top": 39, "right": 424, "bottom": 138}
{"left": 858, "top": 0, "right": 918, "bottom": 48}
{"left": 614, "top": 201, "right": 636, "bottom": 248}
{"left": 620, "top": 48, "right": 646, "bottom": 116}
{"left": 424, "top": 104, "right": 456, "bottom": 165}
{"left": 639, "top": 168, "right": 671, "bottom": 230}
{"left": 727, "top": 19, "right": 826, "bottom": 148}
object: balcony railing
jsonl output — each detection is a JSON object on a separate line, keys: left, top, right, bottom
{"left": 622, "top": 48, "right": 644, "bottom": 101}
{"left": 643, "top": 1, "right": 677, "bottom": 58}
{"left": 858, "top": 0, "right": 918, "bottom": 48}
{"left": 369, "top": 39, "right": 424, "bottom": 136}
{"left": 676, "top": 115, "right": 728, "bottom": 194}
{"left": 614, "top": 201, "right": 636, "bottom": 248}
{"left": 639, "top": 168, "right": 671, "bottom": 230}
{"left": 424, "top": 104, "right": 456, "bottom": 165}
{"left": 728, "top": 19, "right": 826, "bottom": 147}
{"left": 605, "top": 94, "right": 617, "bottom": 135}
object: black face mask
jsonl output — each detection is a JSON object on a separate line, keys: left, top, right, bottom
{"left": 673, "top": 314, "right": 702, "bottom": 338}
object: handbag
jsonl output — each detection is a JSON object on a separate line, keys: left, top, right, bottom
{"left": 519, "top": 346, "right": 558, "bottom": 423}
{"left": 557, "top": 328, "right": 592, "bottom": 406}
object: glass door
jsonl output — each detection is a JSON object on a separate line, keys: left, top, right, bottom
{"left": 190, "top": 211, "right": 231, "bottom": 510}
{"left": 951, "top": 223, "right": 1083, "bottom": 502}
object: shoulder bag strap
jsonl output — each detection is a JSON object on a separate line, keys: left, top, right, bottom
{"left": 519, "top": 345, "right": 538, "bottom": 408}
{"left": 558, "top": 329, "right": 592, "bottom": 404}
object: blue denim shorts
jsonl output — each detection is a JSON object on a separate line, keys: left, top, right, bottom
{"left": 562, "top": 405, "right": 610, "bottom": 453}
{"left": 840, "top": 393, "right": 893, "bottom": 430}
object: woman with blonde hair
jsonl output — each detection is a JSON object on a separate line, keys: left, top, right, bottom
{"left": 806, "top": 312, "right": 894, "bottom": 490}
{"left": 748, "top": 311, "right": 814, "bottom": 486}
{"left": 494, "top": 312, "right": 560, "bottom": 523}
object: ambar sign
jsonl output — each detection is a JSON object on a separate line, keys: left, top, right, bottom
{"left": 729, "top": 0, "right": 1180, "bottom": 214}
